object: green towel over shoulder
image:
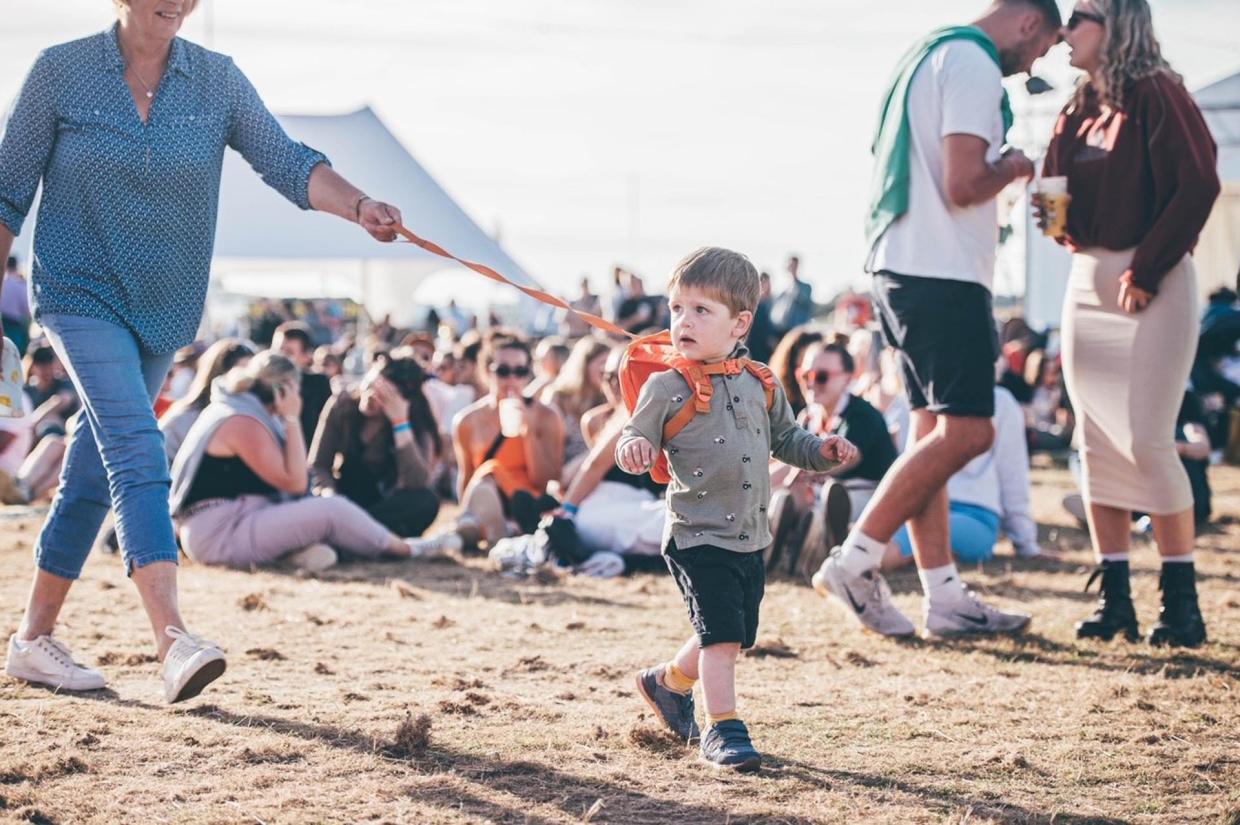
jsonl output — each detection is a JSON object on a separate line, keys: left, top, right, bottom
{"left": 866, "top": 26, "right": 1014, "bottom": 250}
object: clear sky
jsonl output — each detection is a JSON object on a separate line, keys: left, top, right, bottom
{"left": 5, "top": 0, "right": 1238, "bottom": 299}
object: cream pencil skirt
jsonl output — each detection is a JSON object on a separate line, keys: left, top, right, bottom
{"left": 1060, "top": 247, "right": 1198, "bottom": 516}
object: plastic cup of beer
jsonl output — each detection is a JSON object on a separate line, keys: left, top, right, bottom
{"left": 1037, "top": 176, "right": 1071, "bottom": 238}
{"left": 498, "top": 397, "right": 525, "bottom": 438}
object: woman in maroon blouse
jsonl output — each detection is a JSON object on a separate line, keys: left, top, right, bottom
{"left": 1041, "top": 0, "right": 1220, "bottom": 649}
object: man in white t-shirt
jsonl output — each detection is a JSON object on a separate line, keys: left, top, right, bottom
{"left": 816, "top": 0, "right": 1061, "bottom": 639}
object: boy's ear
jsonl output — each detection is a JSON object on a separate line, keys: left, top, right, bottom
{"left": 733, "top": 310, "right": 754, "bottom": 339}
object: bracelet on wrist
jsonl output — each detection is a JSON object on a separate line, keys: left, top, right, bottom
{"left": 353, "top": 194, "right": 372, "bottom": 223}
{"left": 561, "top": 502, "right": 579, "bottom": 516}
{"left": 392, "top": 421, "right": 412, "bottom": 435}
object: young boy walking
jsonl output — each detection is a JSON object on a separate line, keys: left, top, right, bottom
{"left": 616, "top": 247, "right": 857, "bottom": 771}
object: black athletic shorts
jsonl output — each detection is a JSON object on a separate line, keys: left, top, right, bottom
{"left": 664, "top": 539, "right": 764, "bottom": 649}
{"left": 871, "top": 271, "right": 999, "bottom": 418}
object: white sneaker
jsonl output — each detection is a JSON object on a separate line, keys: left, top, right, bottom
{"left": 286, "top": 542, "right": 338, "bottom": 572}
{"left": 162, "top": 626, "right": 226, "bottom": 704}
{"left": 812, "top": 550, "right": 916, "bottom": 638}
{"left": 924, "top": 591, "right": 1032, "bottom": 638}
{"left": 5, "top": 633, "right": 107, "bottom": 691}
{"left": 406, "top": 532, "right": 464, "bottom": 559}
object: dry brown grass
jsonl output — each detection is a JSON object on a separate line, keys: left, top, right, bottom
{"left": 1, "top": 465, "right": 1238, "bottom": 824}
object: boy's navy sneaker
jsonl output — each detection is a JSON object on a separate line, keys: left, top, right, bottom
{"left": 635, "top": 666, "right": 700, "bottom": 743}
{"left": 699, "top": 719, "right": 762, "bottom": 772}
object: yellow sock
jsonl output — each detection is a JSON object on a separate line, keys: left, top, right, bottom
{"left": 707, "top": 710, "right": 739, "bottom": 726}
{"left": 662, "top": 663, "right": 696, "bottom": 693}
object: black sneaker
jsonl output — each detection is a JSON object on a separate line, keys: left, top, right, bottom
{"left": 1148, "top": 563, "right": 1207, "bottom": 648}
{"left": 699, "top": 719, "right": 761, "bottom": 772}
{"left": 635, "top": 666, "right": 700, "bottom": 743}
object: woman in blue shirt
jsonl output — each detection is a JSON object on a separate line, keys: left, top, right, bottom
{"left": 0, "top": 0, "right": 402, "bottom": 704}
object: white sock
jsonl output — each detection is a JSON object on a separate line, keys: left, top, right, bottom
{"left": 1100, "top": 552, "right": 1131, "bottom": 563}
{"left": 918, "top": 563, "right": 967, "bottom": 608}
{"left": 837, "top": 529, "right": 886, "bottom": 576}
{"left": 1161, "top": 553, "right": 1194, "bottom": 564}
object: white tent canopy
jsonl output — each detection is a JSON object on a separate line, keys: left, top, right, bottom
{"left": 1194, "top": 70, "right": 1240, "bottom": 297}
{"left": 211, "top": 106, "right": 536, "bottom": 325}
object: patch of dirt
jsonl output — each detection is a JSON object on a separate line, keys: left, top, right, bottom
{"left": 95, "top": 652, "right": 157, "bottom": 667}
{"left": 239, "top": 747, "right": 303, "bottom": 765}
{"left": 437, "top": 700, "right": 478, "bottom": 716}
{"left": 245, "top": 648, "right": 286, "bottom": 661}
{"left": 238, "top": 593, "right": 268, "bottom": 612}
{"left": 627, "top": 725, "right": 686, "bottom": 760}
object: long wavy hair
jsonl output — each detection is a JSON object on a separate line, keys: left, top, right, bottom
{"left": 164, "top": 338, "right": 256, "bottom": 419}
{"left": 545, "top": 336, "right": 611, "bottom": 420}
{"left": 768, "top": 325, "right": 826, "bottom": 417}
{"left": 1074, "top": 0, "right": 1181, "bottom": 111}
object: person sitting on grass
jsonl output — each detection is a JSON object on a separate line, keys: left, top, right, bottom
{"left": 882, "top": 384, "right": 1042, "bottom": 570}
{"left": 160, "top": 337, "right": 256, "bottom": 464}
{"left": 542, "top": 335, "right": 611, "bottom": 481}
{"left": 169, "top": 352, "right": 443, "bottom": 572}
{"left": 767, "top": 340, "right": 898, "bottom": 581}
{"left": 616, "top": 247, "right": 856, "bottom": 772}
{"left": 551, "top": 344, "right": 667, "bottom": 576}
{"left": 23, "top": 344, "right": 78, "bottom": 439}
{"left": 309, "top": 349, "right": 441, "bottom": 541}
{"left": 449, "top": 331, "right": 565, "bottom": 545}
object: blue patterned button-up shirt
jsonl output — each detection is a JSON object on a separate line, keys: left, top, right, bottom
{"left": 0, "top": 25, "right": 329, "bottom": 353}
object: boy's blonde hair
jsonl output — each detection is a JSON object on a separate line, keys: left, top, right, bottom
{"left": 667, "top": 247, "right": 760, "bottom": 317}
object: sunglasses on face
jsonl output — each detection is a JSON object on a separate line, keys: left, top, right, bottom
{"left": 798, "top": 368, "right": 842, "bottom": 386}
{"left": 490, "top": 364, "right": 531, "bottom": 379}
{"left": 1067, "top": 10, "right": 1105, "bottom": 30}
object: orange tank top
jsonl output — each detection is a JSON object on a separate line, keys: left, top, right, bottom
{"left": 471, "top": 432, "right": 541, "bottom": 500}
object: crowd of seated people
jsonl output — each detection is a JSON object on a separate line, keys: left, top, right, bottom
{"left": 3, "top": 261, "right": 1235, "bottom": 582}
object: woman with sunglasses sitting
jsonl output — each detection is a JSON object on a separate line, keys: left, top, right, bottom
{"left": 767, "top": 340, "right": 897, "bottom": 581}
{"left": 308, "top": 348, "right": 442, "bottom": 542}
{"left": 449, "top": 331, "right": 565, "bottom": 545}
{"left": 1039, "top": 0, "right": 1219, "bottom": 647}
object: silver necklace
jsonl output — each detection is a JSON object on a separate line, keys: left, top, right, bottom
{"left": 127, "top": 65, "right": 158, "bottom": 99}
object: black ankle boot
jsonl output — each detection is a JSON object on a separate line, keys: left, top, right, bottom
{"left": 1148, "top": 563, "right": 1207, "bottom": 648}
{"left": 1076, "top": 560, "right": 1140, "bottom": 642}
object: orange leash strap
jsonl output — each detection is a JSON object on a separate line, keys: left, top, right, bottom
{"left": 391, "top": 223, "right": 633, "bottom": 340}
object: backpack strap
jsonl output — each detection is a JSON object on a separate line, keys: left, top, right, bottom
{"left": 742, "top": 360, "right": 778, "bottom": 410}
{"left": 660, "top": 357, "right": 776, "bottom": 444}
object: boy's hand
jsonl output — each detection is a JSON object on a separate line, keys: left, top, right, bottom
{"left": 819, "top": 435, "right": 858, "bottom": 466}
{"left": 617, "top": 437, "right": 656, "bottom": 474}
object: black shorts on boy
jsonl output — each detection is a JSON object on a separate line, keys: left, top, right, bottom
{"left": 871, "top": 271, "right": 999, "bottom": 419}
{"left": 664, "top": 540, "right": 765, "bottom": 649}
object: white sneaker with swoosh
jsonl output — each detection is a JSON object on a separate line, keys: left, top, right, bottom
{"left": 924, "top": 591, "right": 1032, "bottom": 638}
{"left": 813, "top": 550, "right": 916, "bottom": 638}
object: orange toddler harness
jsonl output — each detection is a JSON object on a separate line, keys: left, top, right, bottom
{"left": 618, "top": 330, "right": 777, "bottom": 484}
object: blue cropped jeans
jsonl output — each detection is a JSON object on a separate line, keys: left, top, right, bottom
{"left": 34, "top": 315, "right": 179, "bottom": 579}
